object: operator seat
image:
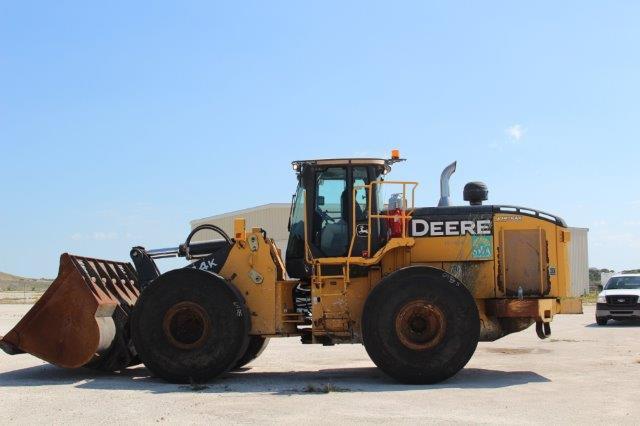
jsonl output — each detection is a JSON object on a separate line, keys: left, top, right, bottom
{"left": 319, "top": 190, "right": 365, "bottom": 256}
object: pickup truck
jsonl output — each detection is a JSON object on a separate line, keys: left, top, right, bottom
{"left": 596, "top": 273, "right": 640, "bottom": 325}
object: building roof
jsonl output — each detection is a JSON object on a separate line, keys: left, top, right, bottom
{"left": 190, "top": 203, "right": 290, "bottom": 225}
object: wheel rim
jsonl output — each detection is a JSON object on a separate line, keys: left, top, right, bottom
{"left": 395, "top": 300, "right": 446, "bottom": 350}
{"left": 162, "top": 302, "right": 211, "bottom": 350}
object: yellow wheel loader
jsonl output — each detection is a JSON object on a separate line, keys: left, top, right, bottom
{"left": 0, "top": 152, "right": 582, "bottom": 384}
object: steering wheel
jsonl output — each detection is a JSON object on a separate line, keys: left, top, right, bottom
{"left": 318, "top": 209, "right": 336, "bottom": 223}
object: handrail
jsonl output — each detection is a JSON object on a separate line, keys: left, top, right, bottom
{"left": 495, "top": 205, "right": 566, "bottom": 226}
{"left": 305, "top": 180, "right": 419, "bottom": 286}
{"left": 346, "top": 180, "right": 418, "bottom": 283}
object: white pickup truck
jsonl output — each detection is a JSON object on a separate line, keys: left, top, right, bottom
{"left": 596, "top": 273, "right": 640, "bottom": 325}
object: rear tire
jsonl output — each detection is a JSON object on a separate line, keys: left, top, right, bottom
{"left": 233, "top": 336, "right": 270, "bottom": 370}
{"left": 362, "top": 267, "right": 480, "bottom": 384}
{"left": 596, "top": 317, "right": 608, "bottom": 326}
{"left": 131, "top": 268, "right": 250, "bottom": 383}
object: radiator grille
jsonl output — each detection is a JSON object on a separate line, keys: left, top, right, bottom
{"left": 606, "top": 295, "right": 639, "bottom": 305}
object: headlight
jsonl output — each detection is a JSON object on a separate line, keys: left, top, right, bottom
{"left": 597, "top": 294, "right": 606, "bottom": 304}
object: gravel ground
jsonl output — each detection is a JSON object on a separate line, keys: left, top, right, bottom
{"left": 1, "top": 304, "right": 639, "bottom": 424}
{"left": 0, "top": 292, "right": 42, "bottom": 304}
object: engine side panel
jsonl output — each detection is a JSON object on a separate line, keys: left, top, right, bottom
{"left": 405, "top": 206, "right": 577, "bottom": 341}
{"left": 408, "top": 207, "right": 571, "bottom": 301}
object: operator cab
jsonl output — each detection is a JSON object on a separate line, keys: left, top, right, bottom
{"left": 286, "top": 155, "right": 403, "bottom": 279}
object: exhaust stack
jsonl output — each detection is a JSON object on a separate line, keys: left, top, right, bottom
{"left": 437, "top": 161, "right": 457, "bottom": 207}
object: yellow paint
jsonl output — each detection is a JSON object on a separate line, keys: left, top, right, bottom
{"left": 219, "top": 228, "right": 303, "bottom": 335}
{"left": 233, "top": 217, "right": 246, "bottom": 241}
{"left": 219, "top": 180, "right": 580, "bottom": 344}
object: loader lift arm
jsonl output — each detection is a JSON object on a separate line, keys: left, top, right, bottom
{"left": 130, "top": 224, "right": 234, "bottom": 290}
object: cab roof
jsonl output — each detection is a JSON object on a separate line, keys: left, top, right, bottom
{"left": 291, "top": 157, "right": 405, "bottom": 174}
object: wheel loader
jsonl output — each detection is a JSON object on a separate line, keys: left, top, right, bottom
{"left": 0, "top": 151, "right": 582, "bottom": 384}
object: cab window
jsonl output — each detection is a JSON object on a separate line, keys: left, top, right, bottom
{"left": 285, "top": 182, "right": 306, "bottom": 261}
{"left": 314, "top": 167, "right": 348, "bottom": 256}
{"left": 353, "top": 166, "right": 369, "bottom": 221}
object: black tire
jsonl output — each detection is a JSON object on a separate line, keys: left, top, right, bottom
{"left": 596, "top": 317, "right": 608, "bottom": 326}
{"left": 86, "top": 305, "right": 139, "bottom": 371}
{"left": 130, "top": 268, "right": 250, "bottom": 383}
{"left": 362, "top": 266, "right": 480, "bottom": 384}
{"left": 233, "top": 336, "right": 270, "bottom": 370}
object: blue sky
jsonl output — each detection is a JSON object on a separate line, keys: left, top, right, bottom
{"left": 1, "top": 1, "right": 638, "bottom": 277}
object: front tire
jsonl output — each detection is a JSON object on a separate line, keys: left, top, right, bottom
{"left": 233, "top": 336, "right": 270, "bottom": 370}
{"left": 362, "top": 267, "right": 480, "bottom": 384}
{"left": 131, "top": 268, "right": 250, "bottom": 383}
{"left": 596, "top": 317, "right": 608, "bottom": 326}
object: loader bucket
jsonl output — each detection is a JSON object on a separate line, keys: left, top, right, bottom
{"left": 0, "top": 253, "right": 140, "bottom": 371}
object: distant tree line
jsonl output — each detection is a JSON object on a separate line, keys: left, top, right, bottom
{"left": 589, "top": 267, "right": 640, "bottom": 284}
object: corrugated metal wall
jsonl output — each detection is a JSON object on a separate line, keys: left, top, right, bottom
{"left": 190, "top": 203, "right": 291, "bottom": 253}
{"left": 568, "top": 227, "right": 589, "bottom": 296}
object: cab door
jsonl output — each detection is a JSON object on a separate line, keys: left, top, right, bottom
{"left": 351, "top": 166, "right": 372, "bottom": 257}
{"left": 312, "top": 167, "right": 349, "bottom": 257}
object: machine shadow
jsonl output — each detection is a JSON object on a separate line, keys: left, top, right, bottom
{"left": 0, "top": 364, "right": 549, "bottom": 394}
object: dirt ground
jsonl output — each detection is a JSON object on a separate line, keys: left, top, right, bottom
{"left": 1, "top": 304, "right": 639, "bottom": 425}
{"left": 0, "top": 292, "right": 42, "bottom": 304}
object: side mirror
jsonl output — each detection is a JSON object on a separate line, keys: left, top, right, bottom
{"left": 597, "top": 285, "right": 603, "bottom": 292}
{"left": 317, "top": 196, "right": 325, "bottom": 206}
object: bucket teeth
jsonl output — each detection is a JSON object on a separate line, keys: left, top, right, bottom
{"left": 0, "top": 253, "right": 140, "bottom": 371}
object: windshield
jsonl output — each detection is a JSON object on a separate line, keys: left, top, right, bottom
{"left": 605, "top": 276, "right": 640, "bottom": 290}
{"left": 286, "top": 183, "right": 305, "bottom": 258}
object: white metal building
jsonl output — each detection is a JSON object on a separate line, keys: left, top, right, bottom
{"left": 190, "top": 203, "right": 291, "bottom": 254}
{"left": 191, "top": 205, "right": 589, "bottom": 296}
{"left": 568, "top": 227, "right": 589, "bottom": 296}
